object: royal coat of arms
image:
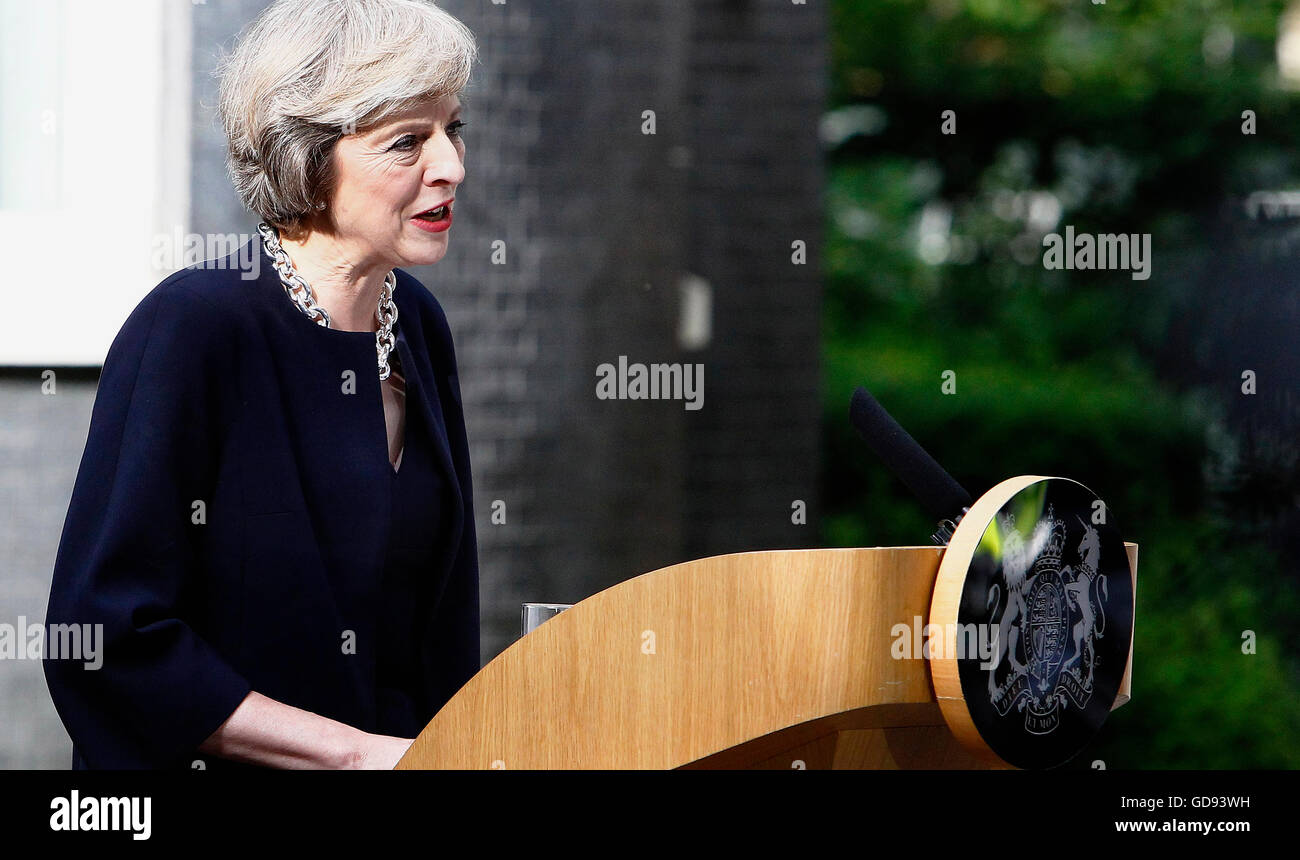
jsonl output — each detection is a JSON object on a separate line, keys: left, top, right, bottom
{"left": 984, "top": 506, "right": 1110, "bottom": 735}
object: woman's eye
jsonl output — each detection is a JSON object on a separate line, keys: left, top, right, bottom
{"left": 392, "top": 122, "right": 465, "bottom": 152}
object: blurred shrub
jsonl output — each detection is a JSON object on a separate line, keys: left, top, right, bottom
{"left": 824, "top": 0, "right": 1300, "bottom": 767}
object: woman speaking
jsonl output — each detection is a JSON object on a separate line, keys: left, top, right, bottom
{"left": 43, "top": 0, "right": 480, "bottom": 769}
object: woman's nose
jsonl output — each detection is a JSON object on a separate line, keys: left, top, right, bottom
{"left": 423, "top": 135, "right": 465, "bottom": 186}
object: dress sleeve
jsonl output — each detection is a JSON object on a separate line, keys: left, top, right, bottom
{"left": 43, "top": 279, "right": 252, "bottom": 768}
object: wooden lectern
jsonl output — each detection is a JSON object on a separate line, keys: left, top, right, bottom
{"left": 397, "top": 540, "right": 1137, "bottom": 770}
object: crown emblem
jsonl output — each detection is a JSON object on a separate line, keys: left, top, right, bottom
{"left": 1040, "top": 506, "right": 1067, "bottom": 564}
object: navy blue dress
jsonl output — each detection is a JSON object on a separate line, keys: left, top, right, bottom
{"left": 375, "top": 353, "right": 448, "bottom": 740}
{"left": 43, "top": 236, "right": 480, "bottom": 769}
{"left": 238, "top": 292, "right": 453, "bottom": 749}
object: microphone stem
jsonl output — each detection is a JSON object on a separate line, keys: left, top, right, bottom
{"left": 931, "top": 506, "right": 971, "bottom": 547}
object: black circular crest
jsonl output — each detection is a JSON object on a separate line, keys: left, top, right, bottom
{"left": 951, "top": 478, "right": 1133, "bottom": 768}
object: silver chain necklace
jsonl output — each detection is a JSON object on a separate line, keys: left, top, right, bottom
{"left": 258, "top": 222, "right": 399, "bottom": 381}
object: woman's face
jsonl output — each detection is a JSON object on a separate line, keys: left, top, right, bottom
{"left": 322, "top": 93, "right": 465, "bottom": 269}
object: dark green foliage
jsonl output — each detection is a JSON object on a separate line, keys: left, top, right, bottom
{"left": 825, "top": 0, "right": 1300, "bottom": 768}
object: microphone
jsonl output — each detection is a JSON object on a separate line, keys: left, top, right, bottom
{"left": 848, "top": 386, "right": 973, "bottom": 545}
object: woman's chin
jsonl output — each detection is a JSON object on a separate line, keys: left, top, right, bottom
{"left": 400, "top": 237, "right": 450, "bottom": 266}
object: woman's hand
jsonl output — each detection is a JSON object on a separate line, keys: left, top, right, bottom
{"left": 199, "top": 691, "right": 414, "bottom": 769}
{"left": 353, "top": 734, "right": 416, "bottom": 770}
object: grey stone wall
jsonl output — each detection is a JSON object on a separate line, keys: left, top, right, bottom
{"left": 680, "top": 0, "right": 826, "bottom": 559}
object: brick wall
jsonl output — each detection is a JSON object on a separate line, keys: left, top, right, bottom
{"left": 385, "top": 0, "right": 826, "bottom": 660}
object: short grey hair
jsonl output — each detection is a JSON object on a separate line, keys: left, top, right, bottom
{"left": 216, "top": 0, "right": 477, "bottom": 237}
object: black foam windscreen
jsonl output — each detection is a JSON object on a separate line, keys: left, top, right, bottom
{"left": 849, "top": 386, "right": 973, "bottom": 521}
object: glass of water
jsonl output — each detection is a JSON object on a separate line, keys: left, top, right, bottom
{"left": 521, "top": 602, "right": 573, "bottom": 637}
